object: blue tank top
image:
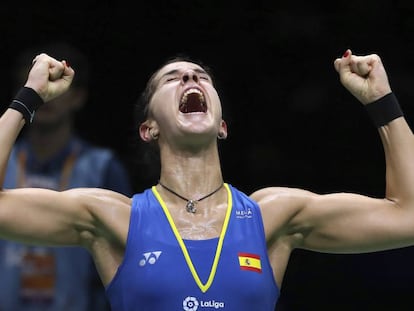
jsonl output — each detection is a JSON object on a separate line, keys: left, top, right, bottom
{"left": 106, "top": 183, "right": 279, "bottom": 311}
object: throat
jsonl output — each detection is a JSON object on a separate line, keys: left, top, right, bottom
{"left": 165, "top": 193, "right": 230, "bottom": 240}
{"left": 178, "top": 217, "right": 222, "bottom": 240}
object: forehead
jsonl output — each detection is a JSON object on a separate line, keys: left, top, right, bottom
{"left": 153, "top": 61, "right": 206, "bottom": 81}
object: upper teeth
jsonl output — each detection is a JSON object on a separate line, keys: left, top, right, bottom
{"left": 181, "top": 88, "right": 205, "bottom": 104}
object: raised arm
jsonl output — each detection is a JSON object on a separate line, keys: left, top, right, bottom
{"left": 0, "top": 54, "right": 97, "bottom": 246}
{"left": 0, "top": 53, "right": 73, "bottom": 185}
{"left": 335, "top": 50, "right": 414, "bottom": 207}
{"left": 254, "top": 50, "right": 414, "bottom": 254}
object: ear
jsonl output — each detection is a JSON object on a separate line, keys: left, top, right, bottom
{"left": 218, "top": 120, "right": 228, "bottom": 140}
{"left": 139, "top": 120, "right": 159, "bottom": 142}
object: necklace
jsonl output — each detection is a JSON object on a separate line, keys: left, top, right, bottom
{"left": 158, "top": 181, "right": 224, "bottom": 213}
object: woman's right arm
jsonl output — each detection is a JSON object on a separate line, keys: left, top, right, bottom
{"left": 0, "top": 53, "right": 93, "bottom": 246}
{"left": 1, "top": 53, "right": 74, "bottom": 185}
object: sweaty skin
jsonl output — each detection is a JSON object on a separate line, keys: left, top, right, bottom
{"left": 1, "top": 51, "right": 414, "bottom": 291}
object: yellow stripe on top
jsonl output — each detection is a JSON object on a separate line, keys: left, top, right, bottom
{"left": 152, "top": 183, "right": 233, "bottom": 293}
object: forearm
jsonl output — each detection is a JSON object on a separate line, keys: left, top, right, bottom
{"left": 1, "top": 53, "right": 74, "bottom": 186}
{"left": 0, "top": 52, "right": 70, "bottom": 187}
{"left": 379, "top": 116, "right": 414, "bottom": 204}
{"left": 0, "top": 109, "right": 25, "bottom": 187}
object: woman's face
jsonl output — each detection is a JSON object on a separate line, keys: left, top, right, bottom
{"left": 143, "top": 61, "right": 226, "bottom": 147}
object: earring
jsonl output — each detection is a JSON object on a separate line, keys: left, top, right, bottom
{"left": 217, "top": 132, "right": 226, "bottom": 140}
{"left": 150, "top": 130, "right": 159, "bottom": 140}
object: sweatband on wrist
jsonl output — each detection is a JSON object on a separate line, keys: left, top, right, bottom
{"left": 365, "top": 92, "right": 403, "bottom": 128}
{"left": 9, "top": 87, "right": 44, "bottom": 124}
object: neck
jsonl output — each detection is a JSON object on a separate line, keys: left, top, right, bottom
{"left": 158, "top": 141, "right": 224, "bottom": 200}
{"left": 159, "top": 181, "right": 223, "bottom": 213}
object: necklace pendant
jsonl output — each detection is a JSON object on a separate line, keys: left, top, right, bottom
{"left": 186, "top": 200, "right": 197, "bottom": 213}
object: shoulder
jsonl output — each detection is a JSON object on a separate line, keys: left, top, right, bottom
{"left": 250, "top": 186, "right": 316, "bottom": 206}
{"left": 249, "top": 186, "right": 317, "bottom": 231}
{"left": 66, "top": 187, "right": 132, "bottom": 239}
{"left": 66, "top": 187, "right": 132, "bottom": 206}
{"left": 64, "top": 187, "right": 132, "bottom": 220}
{"left": 227, "top": 184, "right": 314, "bottom": 210}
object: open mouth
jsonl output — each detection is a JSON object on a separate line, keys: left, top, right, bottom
{"left": 179, "top": 88, "right": 207, "bottom": 113}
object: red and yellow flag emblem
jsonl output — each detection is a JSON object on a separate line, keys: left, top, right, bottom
{"left": 238, "top": 252, "right": 262, "bottom": 273}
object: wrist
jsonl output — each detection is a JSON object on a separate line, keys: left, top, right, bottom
{"left": 365, "top": 92, "right": 403, "bottom": 128}
{"left": 8, "top": 87, "right": 44, "bottom": 124}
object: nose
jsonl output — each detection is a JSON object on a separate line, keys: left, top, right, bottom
{"left": 181, "top": 70, "right": 199, "bottom": 84}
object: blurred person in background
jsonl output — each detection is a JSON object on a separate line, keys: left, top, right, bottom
{"left": 0, "top": 41, "right": 133, "bottom": 311}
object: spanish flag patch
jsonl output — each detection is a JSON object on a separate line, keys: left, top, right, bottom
{"left": 238, "top": 252, "right": 262, "bottom": 273}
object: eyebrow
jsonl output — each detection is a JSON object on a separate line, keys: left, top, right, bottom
{"left": 160, "top": 68, "right": 209, "bottom": 79}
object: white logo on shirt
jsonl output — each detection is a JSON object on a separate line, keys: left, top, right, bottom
{"left": 139, "top": 251, "right": 162, "bottom": 266}
{"left": 235, "top": 208, "right": 253, "bottom": 219}
{"left": 182, "top": 296, "right": 225, "bottom": 310}
{"left": 183, "top": 296, "right": 199, "bottom": 311}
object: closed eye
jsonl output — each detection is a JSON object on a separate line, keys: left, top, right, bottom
{"left": 200, "top": 75, "right": 212, "bottom": 82}
{"left": 165, "top": 77, "right": 179, "bottom": 82}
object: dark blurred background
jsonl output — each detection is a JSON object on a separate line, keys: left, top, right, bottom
{"left": 1, "top": 0, "right": 414, "bottom": 310}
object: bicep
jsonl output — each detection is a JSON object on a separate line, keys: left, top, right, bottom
{"left": 0, "top": 187, "right": 94, "bottom": 246}
{"left": 254, "top": 187, "right": 414, "bottom": 254}
{"left": 294, "top": 192, "right": 412, "bottom": 253}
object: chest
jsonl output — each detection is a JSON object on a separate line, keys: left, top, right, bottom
{"left": 107, "top": 192, "right": 279, "bottom": 310}
{"left": 118, "top": 227, "right": 276, "bottom": 310}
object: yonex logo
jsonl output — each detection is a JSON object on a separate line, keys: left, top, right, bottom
{"left": 139, "top": 251, "right": 162, "bottom": 266}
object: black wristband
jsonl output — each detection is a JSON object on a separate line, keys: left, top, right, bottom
{"left": 365, "top": 92, "right": 403, "bottom": 128}
{"left": 9, "top": 87, "right": 44, "bottom": 124}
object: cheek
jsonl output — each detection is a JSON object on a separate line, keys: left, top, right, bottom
{"left": 149, "top": 93, "right": 165, "bottom": 115}
{"left": 209, "top": 90, "right": 223, "bottom": 116}
{"left": 151, "top": 85, "right": 177, "bottom": 110}
{"left": 149, "top": 95, "right": 175, "bottom": 126}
